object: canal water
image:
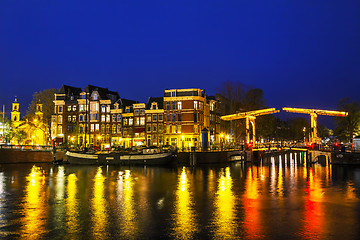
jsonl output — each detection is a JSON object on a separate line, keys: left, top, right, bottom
{"left": 0, "top": 158, "right": 359, "bottom": 239}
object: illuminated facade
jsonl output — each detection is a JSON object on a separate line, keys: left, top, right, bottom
{"left": 51, "top": 85, "right": 222, "bottom": 149}
{"left": 163, "top": 88, "right": 207, "bottom": 149}
{"left": 10, "top": 97, "right": 47, "bottom": 145}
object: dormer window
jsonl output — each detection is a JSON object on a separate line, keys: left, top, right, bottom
{"left": 126, "top": 107, "right": 130, "bottom": 113}
{"left": 93, "top": 93, "right": 98, "bottom": 100}
{"left": 152, "top": 103, "right": 157, "bottom": 110}
{"left": 171, "top": 91, "right": 176, "bottom": 97}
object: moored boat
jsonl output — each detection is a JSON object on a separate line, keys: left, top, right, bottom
{"left": 66, "top": 148, "right": 175, "bottom": 165}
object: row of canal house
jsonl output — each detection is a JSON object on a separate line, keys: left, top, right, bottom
{"left": 52, "top": 85, "right": 222, "bottom": 149}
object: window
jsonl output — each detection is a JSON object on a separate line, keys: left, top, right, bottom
{"left": 194, "top": 125, "right": 198, "bottom": 133}
{"left": 166, "top": 102, "right": 170, "bottom": 110}
{"left": 106, "top": 125, "right": 110, "bottom": 133}
{"left": 171, "top": 91, "right": 176, "bottom": 97}
{"left": 153, "top": 124, "right": 157, "bottom": 132}
{"left": 134, "top": 109, "right": 139, "bottom": 115}
{"left": 90, "top": 113, "right": 98, "bottom": 121}
{"left": 102, "top": 105, "right": 106, "bottom": 113}
{"left": 80, "top": 115, "right": 84, "bottom": 122}
{"left": 112, "top": 125, "right": 116, "bottom": 134}
{"left": 177, "top": 102, "right": 182, "bottom": 110}
{"left": 194, "top": 113, "right": 198, "bottom": 123}
{"left": 80, "top": 105, "right": 84, "bottom": 111}
{"left": 147, "top": 126, "right": 151, "bottom": 133}
{"left": 140, "top": 117, "right": 145, "bottom": 126}
{"left": 172, "top": 102, "right": 176, "bottom": 110}
{"left": 125, "top": 107, "right": 130, "bottom": 113}
{"left": 159, "top": 114, "right": 163, "bottom": 121}
{"left": 199, "top": 102, "right": 203, "bottom": 110}
{"left": 166, "top": 125, "right": 170, "bottom": 134}
{"left": 123, "top": 118, "right": 128, "bottom": 126}
{"left": 91, "top": 124, "right": 94, "bottom": 132}
{"left": 84, "top": 114, "right": 88, "bottom": 121}
{"left": 152, "top": 103, "right": 157, "bottom": 110}
{"left": 59, "top": 106, "right": 63, "bottom": 113}
{"left": 158, "top": 123, "right": 163, "bottom": 132}
{"left": 106, "top": 106, "right": 110, "bottom": 112}
{"left": 91, "top": 103, "right": 99, "bottom": 112}
{"left": 178, "top": 125, "right": 181, "bottom": 133}
{"left": 67, "top": 125, "right": 72, "bottom": 132}
{"left": 194, "top": 101, "right": 198, "bottom": 110}
{"left": 73, "top": 105, "right": 77, "bottom": 111}
{"left": 101, "top": 125, "right": 105, "bottom": 133}
{"left": 147, "top": 115, "right": 152, "bottom": 122}
{"left": 140, "top": 109, "right": 145, "bottom": 115}
{"left": 80, "top": 125, "right": 84, "bottom": 133}
{"left": 172, "top": 125, "right": 176, "bottom": 133}
{"left": 68, "top": 116, "right": 72, "bottom": 122}
{"left": 117, "top": 124, "right": 121, "bottom": 133}
{"left": 153, "top": 114, "right": 157, "bottom": 121}
{"left": 67, "top": 106, "right": 72, "bottom": 112}
{"left": 72, "top": 116, "right": 76, "bottom": 122}
{"left": 106, "top": 115, "right": 110, "bottom": 122}
{"left": 101, "top": 115, "right": 106, "bottom": 122}
{"left": 117, "top": 115, "right": 121, "bottom": 122}
{"left": 167, "top": 114, "right": 170, "bottom": 122}
{"left": 114, "top": 104, "right": 118, "bottom": 109}
{"left": 58, "top": 125, "right": 62, "bottom": 134}
{"left": 178, "top": 114, "right": 181, "bottom": 122}
{"left": 95, "top": 124, "right": 99, "bottom": 131}
{"left": 112, "top": 115, "right": 116, "bottom": 122}
{"left": 58, "top": 115, "right": 63, "bottom": 123}
{"left": 172, "top": 114, "right": 176, "bottom": 122}
{"left": 129, "top": 118, "right": 133, "bottom": 126}
{"left": 135, "top": 117, "right": 140, "bottom": 126}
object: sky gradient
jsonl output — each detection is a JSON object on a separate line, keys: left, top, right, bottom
{"left": 1, "top": 0, "right": 359, "bottom": 126}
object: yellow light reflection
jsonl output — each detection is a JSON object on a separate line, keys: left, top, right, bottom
{"left": 214, "top": 167, "right": 235, "bottom": 239}
{"left": 66, "top": 173, "right": 79, "bottom": 236}
{"left": 173, "top": 167, "right": 197, "bottom": 239}
{"left": 302, "top": 167, "right": 324, "bottom": 238}
{"left": 243, "top": 166, "right": 264, "bottom": 239}
{"left": 117, "top": 170, "right": 137, "bottom": 239}
{"left": 92, "top": 167, "right": 107, "bottom": 239}
{"left": 277, "top": 157, "right": 284, "bottom": 199}
{"left": 21, "top": 165, "right": 47, "bottom": 239}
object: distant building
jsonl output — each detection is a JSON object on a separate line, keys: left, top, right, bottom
{"left": 145, "top": 97, "right": 164, "bottom": 146}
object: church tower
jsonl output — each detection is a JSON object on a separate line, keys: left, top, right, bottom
{"left": 35, "top": 100, "right": 43, "bottom": 121}
{"left": 11, "top": 96, "right": 20, "bottom": 122}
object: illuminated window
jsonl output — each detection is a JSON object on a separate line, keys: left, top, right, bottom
{"left": 58, "top": 115, "right": 63, "bottom": 123}
{"left": 106, "top": 106, "right": 110, "bottom": 112}
{"left": 117, "top": 124, "right": 121, "bottom": 133}
{"left": 112, "top": 115, "right": 116, "bottom": 122}
{"left": 91, "top": 124, "right": 94, "bottom": 132}
{"left": 178, "top": 125, "right": 181, "bottom": 133}
{"left": 194, "top": 101, "right": 198, "bottom": 110}
{"left": 95, "top": 124, "right": 99, "bottom": 131}
{"left": 101, "top": 124, "right": 105, "bottom": 133}
{"left": 147, "top": 115, "right": 152, "bottom": 122}
{"left": 58, "top": 125, "right": 62, "bottom": 134}
{"left": 68, "top": 116, "right": 72, "bottom": 122}
{"left": 134, "top": 109, "right": 139, "bottom": 115}
{"left": 67, "top": 106, "right": 72, "bottom": 112}
{"left": 172, "top": 125, "right": 176, "bottom": 133}
{"left": 140, "top": 109, "right": 145, "bottom": 115}
{"left": 80, "top": 105, "right": 84, "bottom": 111}
{"left": 166, "top": 125, "right": 170, "bottom": 134}
{"left": 73, "top": 105, "right": 76, "bottom": 111}
{"left": 123, "top": 118, "right": 128, "bottom": 126}
{"left": 129, "top": 118, "right": 133, "bottom": 126}
{"left": 72, "top": 115, "right": 76, "bottom": 122}
{"left": 140, "top": 117, "right": 145, "bottom": 125}
{"left": 101, "top": 115, "right": 106, "bottom": 122}
{"left": 112, "top": 125, "right": 116, "bottom": 133}
{"left": 177, "top": 102, "right": 182, "bottom": 110}
{"left": 135, "top": 117, "right": 140, "bottom": 126}
{"left": 106, "top": 124, "right": 110, "bottom": 133}
{"left": 106, "top": 115, "right": 110, "bottom": 122}
{"left": 158, "top": 123, "right": 163, "bottom": 132}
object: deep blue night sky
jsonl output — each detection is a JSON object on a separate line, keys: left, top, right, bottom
{"left": 1, "top": 0, "right": 360, "bottom": 126}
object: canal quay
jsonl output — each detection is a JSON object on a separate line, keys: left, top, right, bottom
{"left": 0, "top": 150, "right": 360, "bottom": 239}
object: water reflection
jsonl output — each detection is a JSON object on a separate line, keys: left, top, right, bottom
{"left": 117, "top": 170, "right": 138, "bottom": 239}
{"left": 21, "top": 165, "right": 47, "bottom": 239}
{"left": 213, "top": 167, "right": 235, "bottom": 239}
{"left": 173, "top": 167, "right": 197, "bottom": 239}
{"left": 91, "top": 167, "right": 107, "bottom": 239}
{"left": 66, "top": 173, "right": 79, "bottom": 237}
{"left": 243, "top": 166, "right": 263, "bottom": 239}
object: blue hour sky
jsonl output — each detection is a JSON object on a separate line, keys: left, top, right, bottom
{"left": 1, "top": 0, "right": 360, "bottom": 126}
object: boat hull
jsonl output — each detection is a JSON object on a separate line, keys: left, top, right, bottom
{"left": 66, "top": 151, "right": 175, "bottom": 165}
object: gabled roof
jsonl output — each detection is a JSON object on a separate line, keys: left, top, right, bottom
{"left": 58, "top": 85, "right": 82, "bottom": 96}
{"left": 146, "top": 97, "right": 163, "bottom": 109}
